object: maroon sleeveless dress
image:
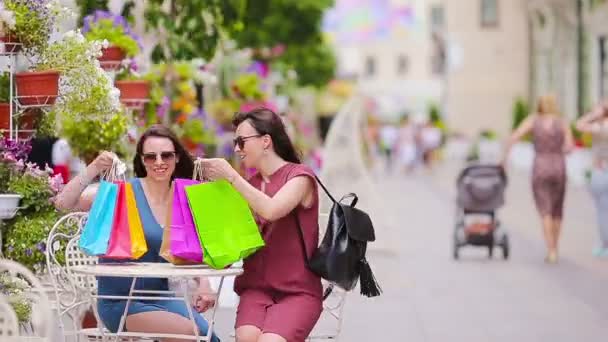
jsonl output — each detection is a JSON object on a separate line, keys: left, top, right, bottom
{"left": 234, "top": 163, "right": 323, "bottom": 341}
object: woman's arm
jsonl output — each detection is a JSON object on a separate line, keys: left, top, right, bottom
{"left": 501, "top": 115, "right": 535, "bottom": 166}
{"left": 200, "top": 158, "right": 313, "bottom": 222}
{"left": 563, "top": 119, "right": 576, "bottom": 154}
{"left": 576, "top": 105, "right": 605, "bottom": 133}
{"left": 53, "top": 151, "right": 115, "bottom": 212}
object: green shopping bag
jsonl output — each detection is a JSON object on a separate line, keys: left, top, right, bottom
{"left": 185, "top": 180, "right": 265, "bottom": 269}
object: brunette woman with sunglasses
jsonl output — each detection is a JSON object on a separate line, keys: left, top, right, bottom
{"left": 54, "top": 125, "right": 220, "bottom": 342}
{"left": 201, "top": 108, "right": 322, "bottom": 342}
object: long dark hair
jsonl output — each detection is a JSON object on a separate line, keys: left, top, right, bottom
{"left": 133, "top": 124, "right": 194, "bottom": 179}
{"left": 232, "top": 108, "right": 301, "bottom": 164}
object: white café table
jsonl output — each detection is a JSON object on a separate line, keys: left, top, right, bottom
{"left": 70, "top": 262, "right": 243, "bottom": 341}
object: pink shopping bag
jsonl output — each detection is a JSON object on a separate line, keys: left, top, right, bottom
{"left": 170, "top": 178, "right": 204, "bottom": 262}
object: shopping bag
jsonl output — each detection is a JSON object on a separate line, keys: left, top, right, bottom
{"left": 79, "top": 181, "right": 119, "bottom": 255}
{"left": 125, "top": 182, "right": 148, "bottom": 259}
{"left": 186, "top": 180, "right": 265, "bottom": 269}
{"left": 170, "top": 179, "right": 204, "bottom": 262}
{"left": 160, "top": 184, "right": 200, "bottom": 265}
{"left": 105, "top": 182, "right": 133, "bottom": 259}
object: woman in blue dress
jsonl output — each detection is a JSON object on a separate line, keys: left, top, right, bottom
{"left": 55, "top": 125, "right": 219, "bottom": 341}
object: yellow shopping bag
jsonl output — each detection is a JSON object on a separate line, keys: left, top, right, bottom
{"left": 125, "top": 182, "right": 148, "bottom": 259}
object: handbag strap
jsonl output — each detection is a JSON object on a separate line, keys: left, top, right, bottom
{"left": 294, "top": 210, "right": 333, "bottom": 300}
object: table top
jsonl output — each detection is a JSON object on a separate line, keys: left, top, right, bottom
{"left": 70, "top": 262, "right": 243, "bottom": 278}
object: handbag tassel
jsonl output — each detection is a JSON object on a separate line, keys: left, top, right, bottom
{"left": 359, "top": 258, "right": 382, "bottom": 297}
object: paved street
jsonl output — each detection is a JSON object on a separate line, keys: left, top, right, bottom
{"left": 215, "top": 160, "right": 608, "bottom": 341}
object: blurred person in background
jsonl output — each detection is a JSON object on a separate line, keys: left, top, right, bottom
{"left": 379, "top": 123, "right": 399, "bottom": 173}
{"left": 395, "top": 115, "right": 418, "bottom": 174}
{"left": 420, "top": 120, "right": 442, "bottom": 169}
{"left": 576, "top": 99, "right": 608, "bottom": 257}
{"left": 502, "top": 95, "right": 574, "bottom": 263}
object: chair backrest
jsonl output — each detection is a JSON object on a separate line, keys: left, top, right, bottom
{"left": 0, "top": 295, "right": 20, "bottom": 340}
{"left": 46, "top": 212, "right": 97, "bottom": 313}
{"left": 0, "top": 259, "right": 53, "bottom": 341}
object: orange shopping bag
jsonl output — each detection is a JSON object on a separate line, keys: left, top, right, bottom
{"left": 125, "top": 182, "right": 148, "bottom": 259}
{"left": 105, "top": 182, "right": 133, "bottom": 259}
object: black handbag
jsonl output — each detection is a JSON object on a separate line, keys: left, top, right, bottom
{"left": 295, "top": 175, "right": 382, "bottom": 298}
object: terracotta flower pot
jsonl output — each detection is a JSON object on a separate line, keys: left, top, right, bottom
{"left": 98, "top": 45, "right": 126, "bottom": 70}
{"left": 15, "top": 70, "right": 60, "bottom": 105}
{"left": 115, "top": 80, "right": 150, "bottom": 101}
{"left": 0, "top": 35, "right": 22, "bottom": 53}
{"left": 0, "top": 103, "right": 9, "bottom": 131}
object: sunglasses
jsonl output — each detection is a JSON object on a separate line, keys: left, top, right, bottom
{"left": 233, "top": 134, "right": 262, "bottom": 150}
{"left": 141, "top": 151, "right": 176, "bottom": 164}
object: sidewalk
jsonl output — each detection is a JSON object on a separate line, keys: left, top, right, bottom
{"left": 212, "top": 160, "right": 608, "bottom": 341}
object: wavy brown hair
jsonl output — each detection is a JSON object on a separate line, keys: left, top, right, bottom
{"left": 232, "top": 108, "right": 301, "bottom": 164}
{"left": 133, "top": 124, "right": 194, "bottom": 179}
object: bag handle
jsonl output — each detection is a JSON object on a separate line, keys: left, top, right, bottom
{"left": 193, "top": 159, "right": 204, "bottom": 180}
{"left": 100, "top": 156, "right": 126, "bottom": 182}
{"left": 312, "top": 175, "right": 338, "bottom": 204}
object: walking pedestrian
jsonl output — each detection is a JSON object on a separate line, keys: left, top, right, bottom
{"left": 502, "top": 95, "right": 574, "bottom": 263}
{"left": 576, "top": 99, "right": 608, "bottom": 256}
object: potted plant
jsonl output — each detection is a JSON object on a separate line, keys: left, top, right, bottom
{"left": 0, "top": 137, "right": 31, "bottom": 218}
{"left": 82, "top": 10, "right": 141, "bottom": 67}
{"left": 3, "top": 0, "right": 70, "bottom": 54}
{"left": 114, "top": 59, "right": 150, "bottom": 102}
{"left": 0, "top": 2, "right": 18, "bottom": 53}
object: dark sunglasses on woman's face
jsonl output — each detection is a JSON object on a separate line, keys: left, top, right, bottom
{"left": 233, "top": 135, "right": 262, "bottom": 150}
{"left": 142, "top": 151, "right": 176, "bottom": 164}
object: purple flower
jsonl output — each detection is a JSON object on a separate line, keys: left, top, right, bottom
{"left": 7, "top": 246, "right": 14, "bottom": 252}
{"left": 49, "top": 174, "right": 64, "bottom": 193}
{"left": 25, "top": 248, "right": 33, "bottom": 256}
{"left": 156, "top": 96, "right": 170, "bottom": 119}
{"left": 36, "top": 242, "right": 46, "bottom": 252}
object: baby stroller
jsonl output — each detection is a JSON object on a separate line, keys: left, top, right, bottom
{"left": 454, "top": 164, "right": 509, "bottom": 260}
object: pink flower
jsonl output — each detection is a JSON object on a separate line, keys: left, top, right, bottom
{"left": 49, "top": 174, "right": 64, "bottom": 194}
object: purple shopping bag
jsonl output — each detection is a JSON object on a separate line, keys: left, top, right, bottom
{"left": 170, "top": 178, "right": 204, "bottom": 262}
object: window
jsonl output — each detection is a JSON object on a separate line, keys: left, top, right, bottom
{"left": 480, "top": 0, "right": 499, "bottom": 27}
{"left": 397, "top": 55, "right": 409, "bottom": 75}
{"left": 430, "top": 5, "right": 444, "bottom": 31}
{"left": 365, "top": 56, "right": 376, "bottom": 77}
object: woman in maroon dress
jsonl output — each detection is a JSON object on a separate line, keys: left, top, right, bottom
{"left": 201, "top": 108, "right": 322, "bottom": 342}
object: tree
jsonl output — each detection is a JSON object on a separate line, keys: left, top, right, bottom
{"left": 143, "top": 0, "right": 246, "bottom": 62}
{"left": 273, "top": 40, "right": 336, "bottom": 88}
{"left": 76, "top": 0, "right": 109, "bottom": 26}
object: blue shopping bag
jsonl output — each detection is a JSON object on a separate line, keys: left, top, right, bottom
{"left": 79, "top": 181, "right": 119, "bottom": 255}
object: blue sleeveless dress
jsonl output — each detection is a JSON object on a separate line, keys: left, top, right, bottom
{"left": 96, "top": 178, "right": 219, "bottom": 341}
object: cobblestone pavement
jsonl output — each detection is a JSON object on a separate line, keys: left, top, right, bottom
{"left": 213, "top": 160, "right": 608, "bottom": 341}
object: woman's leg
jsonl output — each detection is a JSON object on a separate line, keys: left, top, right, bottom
{"left": 236, "top": 325, "right": 262, "bottom": 342}
{"left": 541, "top": 215, "right": 556, "bottom": 259}
{"left": 590, "top": 170, "right": 608, "bottom": 251}
{"left": 125, "top": 300, "right": 220, "bottom": 342}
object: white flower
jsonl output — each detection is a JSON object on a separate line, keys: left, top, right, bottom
{"left": 101, "top": 39, "right": 109, "bottom": 49}
{"left": 0, "top": 4, "right": 16, "bottom": 32}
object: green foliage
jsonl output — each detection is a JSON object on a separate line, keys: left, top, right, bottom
{"left": 512, "top": 97, "right": 530, "bottom": 131}
{"left": 232, "top": 73, "right": 264, "bottom": 100}
{"left": 0, "top": 163, "right": 13, "bottom": 193}
{"left": 62, "top": 113, "right": 128, "bottom": 163}
{"left": 84, "top": 18, "right": 140, "bottom": 57}
{"left": 4, "top": 210, "right": 60, "bottom": 273}
{"left": 7, "top": 171, "right": 55, "bottom": 215}
{"left": 0, "top": 274, "right": 32, "bottom": 323}
{"left": 144, "top": 0, "right": 245, "bottom": 62}
{"left": 76, "top": 0, "right": 109, "bottom": 25}
{"left": 273, "top": 41, "right": 336, "bottom": 88}
{"left": 229, "top": 0, "right": 333, "bottom": 48}
{"left": 428, "top": 102, "right": 441, "bottom": 123}
{"left": 4, "top": 1, "right": 50, "bottom": 53}
{"left": 0, "top": 73, "right": 9, "bottom": 102}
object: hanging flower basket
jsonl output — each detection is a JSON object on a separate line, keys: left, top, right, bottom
{"left": 0, "top": 194, "right": 21, "bottom": 220}
{"left": 98, "top": 45, "right": 126, "bottom": 70}
{"left": 0, "top": 35, "right": 22, "bottom": 53}
{"left": 115, "top": 80, "right": 150, "bottom": 101}
{"left": 15, "top": 71, "right": 60, "bottom": 106}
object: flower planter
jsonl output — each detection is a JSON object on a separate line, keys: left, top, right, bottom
{"left": 115, "top": 80, "right": 150, "bottom": 101}
{"left": 0, "top": 194, "right": 21, "bottom": 220}
{"left": 0, "top": 103, "right": 9, "bottom": 131}
{"left": 0, "top": 35, "right": 22, "bottom": 53}
{"left": 15, "top": 71, "right": 60, "bottom": 105}
{"left": 98, "top": 45, "right": 126, "bottom": 70}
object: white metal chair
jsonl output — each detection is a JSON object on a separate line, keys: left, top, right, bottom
{"left": 0, "top": 258, "right": 54, "bottom": 341}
